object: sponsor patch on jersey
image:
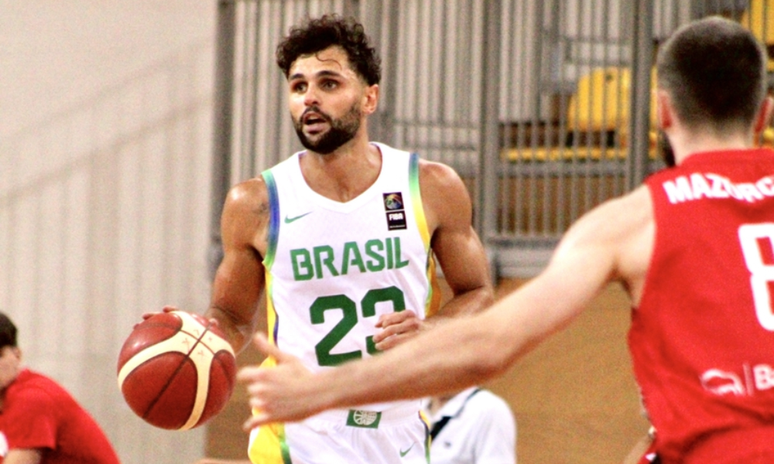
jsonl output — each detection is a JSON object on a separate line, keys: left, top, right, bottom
{"left": 383, "top": 192, "right": 407, "bottom": 230}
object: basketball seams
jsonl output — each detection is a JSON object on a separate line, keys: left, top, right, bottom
{"left": 116, "top": 330, "right": 198, "bottom": 387}
{"left": 176, "top": 311, "right": 236, "bottom": 430}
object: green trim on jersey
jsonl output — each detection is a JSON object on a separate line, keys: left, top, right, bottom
{"left": 409, "top": 153, "right": 441, "bottom": 317}
{"left": 248, "top": 421, "right": 293, "bottom": 464}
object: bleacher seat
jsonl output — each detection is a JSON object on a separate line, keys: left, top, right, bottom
{"left": 503, "top": 66, "right": 658, "bottom": 162}
{"left": 740, "top": 0, "right": 774, "bottom": 71}
{"left": 567, "top": 67, "right": 630, "bottom": 134}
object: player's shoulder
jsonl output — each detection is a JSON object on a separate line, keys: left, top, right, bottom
{"left": 7, "top": 370, "right": 66, "bottom": 408}
{"left": 608, "top": 185, "right": 653, "bottom": 231}
{"left": 226, "top": 177, "right": 268, "bottom": 204}
{"left": 223, "top": 178, "right": 269, "bottom": 216}
{"left": 416, "top": 159, "right": 468, "bottom": 200}
{"left": 577, "top": 185, "right": 652, "bottom": 236}
{"left": 555, "top": 186, "right": 653, "bottom": 268}
{"left": 221, "top": 177, "right": 272, "bottom": 242}
{"left": 464, "top": 390, "right": 516, "bottom": 426}
{"left": 417, "top": 158, "right": 463, "bottom": 183}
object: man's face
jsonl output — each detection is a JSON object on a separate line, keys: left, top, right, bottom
{"left": 0, "top": 346, "right": 20, "bottom": 392}
{"left": 287, "top": 46, "right": 372, "bottom": 154}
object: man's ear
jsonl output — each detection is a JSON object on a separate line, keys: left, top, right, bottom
{"left": 0, "top": 345, "right": 20, "bottom": 360}
{"left": 6, "top": 346, "right": 21, "bottom": 360}
{"left": 655, "top": 89, "right": 674, "bottom": 131}
{"left": 362, "top": 84, "right": 379, "bottom": 115}
{"left": 754, "top": 95, "right": 774, "bottom": 134}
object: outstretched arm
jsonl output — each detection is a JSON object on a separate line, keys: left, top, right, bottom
{"left": 239, "top": 187, "right": 653, "bottom": 425}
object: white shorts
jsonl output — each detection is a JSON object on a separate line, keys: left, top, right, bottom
{"left": 248, "top": 403, "right": 429, "bottom": 464}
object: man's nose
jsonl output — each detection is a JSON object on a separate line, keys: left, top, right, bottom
{"left": 303, "top": 84, "right": 320, "bottom": 107}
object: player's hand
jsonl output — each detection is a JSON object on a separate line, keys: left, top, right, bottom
{"left": 237, "top": 334, "right": 324, "bottom": 428}
{"left": 139, "top": 307, "right": 221, "bottom": 329}
{"left": 372, "top": 310, "right": 423, "bottom": 351}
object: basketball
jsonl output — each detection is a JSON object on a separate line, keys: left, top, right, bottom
{"left": 117, "top": 310, "right": 237, "bottom": 430}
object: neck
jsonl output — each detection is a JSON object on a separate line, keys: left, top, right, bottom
{"left": 669, "top": 130, "right": 755, "bottom": 165}
{"left": 300, "top": 135, "right": 381, "bottom": 202}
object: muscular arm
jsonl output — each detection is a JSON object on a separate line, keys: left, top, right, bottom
{"left": 240, "top": 187, "right": 654, "bottom": 424}
{"left": 3, "top": 449, "right": 42, "bottom": 464}
{"left": 206, "top": 179, "right": 270, "bottom": 353}
{"left": 373, "top": 161, "right": 494, "bottom": 348}
{"left": 421, "top": 160, "right": 494, "bottom": 319}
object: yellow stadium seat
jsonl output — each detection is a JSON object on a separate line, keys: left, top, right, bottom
{"left": 761, "top": 127, "right": 774, "bottom": 147}
{"left": 741, "top": 0, "right": 774, "bottom": 44}
{"left": 740, "top": 0, "right": 774, "bottom": 71}
{"left": 567, "top": 67, "right": 631, "bottom": 133}
{"left": 503, "top": 66, "right": 662, "bottom": 162}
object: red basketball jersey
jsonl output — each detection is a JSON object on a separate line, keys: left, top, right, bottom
{"left": 0, "top": 369, "right": 120, "bottom": 464}
{"left": 632, "top": 148, "right": 774, "bottom": 463}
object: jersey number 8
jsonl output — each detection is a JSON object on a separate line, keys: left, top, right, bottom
{"left": 739, "top": 223, "right": 774, "bottom": 331}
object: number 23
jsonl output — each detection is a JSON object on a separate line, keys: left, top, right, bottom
{"left": 310, "top": 286, "right": 406, "bottom": 366}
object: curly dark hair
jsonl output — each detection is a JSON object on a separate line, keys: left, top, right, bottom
{"left": 276, "top": 14, "right": 381, "bottom": 86}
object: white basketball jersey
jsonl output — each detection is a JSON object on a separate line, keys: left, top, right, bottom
{"left": 261, "top": 143, "right": 440, "bottom": 411}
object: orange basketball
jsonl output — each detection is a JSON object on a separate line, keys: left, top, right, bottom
{"left": 117, "top": 310, "right": 236, "bottom": 430}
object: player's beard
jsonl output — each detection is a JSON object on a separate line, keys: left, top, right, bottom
{"left": 293, "top": 103, "right": 362, "bottom": 155}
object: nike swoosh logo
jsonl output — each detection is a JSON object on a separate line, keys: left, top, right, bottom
{"left": 399, "top": 443, "right": 415, "bottom": 458}
{"left": 284, "top": 212, "right": 312, "bottom": 224}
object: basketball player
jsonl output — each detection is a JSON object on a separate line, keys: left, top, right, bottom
{"left": 239, "top": 16, "right": 774, "bottom": 463}
{"left": 190, "top": 14, "right": 493, "bottom": 464}
{"left": 0, "top": 312, "right": 121, "bottom": 464}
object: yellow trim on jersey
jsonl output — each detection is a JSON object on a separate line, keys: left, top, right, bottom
{"left": 247, "top": 357, "right": 291, "bottom": 463}
{"left": 248, "top": 420, "right": 291, "bottom": 464}
{"left": 409, "top": 153, "right": 441, "bottom": 318}
{"left": 419, "top": 410, "right": 432, "bottom": 463}
{"left": 425, "top": 257, "right": 442, "bottom": 317}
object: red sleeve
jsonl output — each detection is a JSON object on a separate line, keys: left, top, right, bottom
{"left": 2, "top": 388, "right": 58, "bottom": 451}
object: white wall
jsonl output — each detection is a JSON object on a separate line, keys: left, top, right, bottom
{"left": 0, "top": 2, "right": 217, "bottom": 463}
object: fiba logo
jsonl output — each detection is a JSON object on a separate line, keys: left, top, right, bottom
{"left": 383, "top": 193, "right": 403, "bottom": 210}
{"left": 383, "top": 192, "right": 407, "bottom": 230}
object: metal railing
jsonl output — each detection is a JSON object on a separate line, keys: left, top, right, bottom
{"left": 213, "top": 0, "right": 758, "bottom": 277}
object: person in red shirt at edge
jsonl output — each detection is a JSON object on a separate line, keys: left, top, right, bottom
{"left": 0, "top": 312, "right": 120, "bottom": 464}
{"left": 238, "top": 16, "right": 774, "bottom": 464}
